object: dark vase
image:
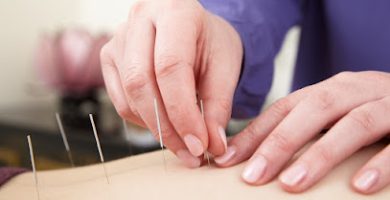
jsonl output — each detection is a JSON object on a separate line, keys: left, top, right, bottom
{"left": 59, "top": 90, "right": 100, "bottom": 132}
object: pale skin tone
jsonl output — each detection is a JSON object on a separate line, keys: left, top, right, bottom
{"left": 100, "top": 0, "right": 390, "bottom": 195}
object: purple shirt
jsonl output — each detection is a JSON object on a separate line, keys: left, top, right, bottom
{"left": 0, "top": 167, "right": 27, "bottom": 187}
{"left": 200, "top": 0, "right": 390, "bottom": 119}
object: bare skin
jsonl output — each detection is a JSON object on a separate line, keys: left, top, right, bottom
{"left": 215, "top": 71, "right": 390, "bottom": 194}
{"left": 100, "top": 0, "right": 390, "bottom": 194}
{"left": 100, "top": 0, "right": 243, "bottom": 168}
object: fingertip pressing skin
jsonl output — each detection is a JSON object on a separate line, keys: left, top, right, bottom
{"left": 204, "top": 123, "right": 228, "bottom": 156}
{"left": 183, "top": 134, "right": 205, "bottom": 157}
{"left": 214, "top": 146, "right": 237, "bottom": 166}
{"left": 176, "top": 149, "right": 202, "bottom": 168}
{"left": 278, "top": 163, "right": 309, "bottom": 192}
{"left": 351, "top": 142, "right": 390, "bottom": 194}
{"left": 241, "top": 155, "right": 268, "bottom": 185}
{"left": 202, "top": 104, "right": 230, "bottom": 156}
{"left": 352, "top": 169, "right": 379, "bottom": 193}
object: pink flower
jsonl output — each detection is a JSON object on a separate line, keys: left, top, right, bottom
{"left": 34, "top": 28, "right": 110, "bottom": 95}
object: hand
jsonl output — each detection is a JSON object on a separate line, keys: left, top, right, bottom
{"left": 215, "top": 71, "right": 390, "bottom": 194}
{"left": 100, "top": 0, "right": 243, "bottom": 167}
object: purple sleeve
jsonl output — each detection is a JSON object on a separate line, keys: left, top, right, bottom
{"left": 199, "top": 0, "right": 302, "bottom": 118}
{"left": 0, "top": 167, "right": 28, "bottom": 187}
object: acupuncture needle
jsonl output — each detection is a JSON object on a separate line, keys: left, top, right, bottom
{"left": 27, "top": 135, "right": 40, "bottom": 200}
{"left": 55, "top": 113, "right": 75, "bottom": 167}
{"left": 89, "top": 114, "right": 110, "bottom": 184}
{"left": 153, "top": 98, "right": 167, "bottom": 171}
{"left": 122, "top": 119, "right": 128, "bottom": 134}
{"left": 199, "top": 99, "right": 211, "bottom": 166}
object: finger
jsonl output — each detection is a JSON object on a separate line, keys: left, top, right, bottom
{"left": 198, "top": 15, "right": 243, "bottom": 156}
{"left": 154, "top": 12, "right": 207, "bottom": 157}
{"left": 278, "top": 96, "right": 390, "bottom": 192}
{"left": 214, "top": 86, "right": 311, "bottom": 166}
{"left": 119, "top": 15, "right": 200, "bottom": 167}
{"left": 104, "top": 22, "right": 145, "bottom": 125}
{"left": 100, "top": 41, "right": 145, "bottom": 127}
{"left": 240, "top": 74, "right": 388, "bottom": 185}
{"left": 352, "top": 144, "right": 390, "bottom": 194}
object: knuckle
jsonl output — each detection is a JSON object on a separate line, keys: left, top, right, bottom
{"left": 243, "top": 123, "right": 261, "bottom": 142}
{"left": 382, "top": 97, "right": 390, "bottom": 110}
{"left": 117, "top": 106, "right": 132, "bottom": 120}
{"left": 328, "top": 71, "right": 357, "bottom": 91}
{"left": 151, "top": 124, "right": 175, "bottom": 142}
{"left": 332, "top": 71, "right": 354, "bottom": 81}
{"left": 361, "top": 71, "right": 390, "bottom": 87}
{"left": 186, "top": 4, "right": 206, "bottom": 25}
{"left": 155, "top": 55, "right": 190, "bottom": 78}
{"left": 311, "top": 144, "right": 334, "bottom": 164}
{"left": 374, "top": 73, "right": 390, "bottom": 86}
{"left": 309, "top": 89, "right": 336, "bottom": 111}
{"left": 164, "top": 0, "right": 181, "bottom": 8}
{"left": 160, "top": 126, "right": 176, "bottom": 142}
{"left": 217, "top": 98, "right": 232, "bottom": 116}
{"left": 266, "top": 131, "right": 295, "bottom": 154}
{"left": 164, "top": 0, "right": 204, "bottom": 13}
{"left": 373, "top": 71, "right": 390, "bottom": 81}
{"left": 100, "top": 43, "right": 110, "bottom": 59}
{"left": 128, "top": 0, "right": 147, "bottom": 18}
{"left": 218, "top": 98, "right": 232, "bottom": 112}
{"left": 100, "top": 41, "right": 114, "bottom": 65}
{"left": 348, "top": 108, "right": 376, "bottom": 134}
{"left": 122, "top": 68, "right": 148, "bottom": 99}
{"left": 164, "top": 103, "right": 188, "bottom": 128}
{"left": 269, "top": 97, "right": 292, "bottom": 118}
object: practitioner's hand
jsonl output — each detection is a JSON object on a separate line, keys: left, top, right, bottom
{"left": 100, "top": 0, "right": 243, "bottom": 167}
{"left": 215, "top": 71, "right": 390, "bottom": 194}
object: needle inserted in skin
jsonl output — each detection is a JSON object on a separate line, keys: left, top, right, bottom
{"left": 27, "top": 135, "right": 40, "bottom": 200}
{"left": 89, "top": 114, "right": 110, "bottom": 184}
{"left": 200, "top": 99, "right": 211, "bottom": 166}
{"left": 153, "top": 98, "right": 167, "bottom": 171}
{"left": 55, "top": 113, "right": 75, "bottom": 167}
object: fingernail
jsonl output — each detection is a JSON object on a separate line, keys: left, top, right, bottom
{"left": 176, "top": 149, "right": 201, "bottom": 168}
{"left": 184, "top": 134, "right": 204, "bottom": 157}
{"left": 215, "top": 146, "right": 236, "bottom": 165}
{"left": 218, "top": 126, "right": 227, "bottom": 151}
{"left": 241, "top": 155, "right": 267, "bottom": 184}
{"left": 279, "top": 164, "right": 308, "bottom": 187}
{"left": 354, "top": 169, "right": 379, "bottom": 191}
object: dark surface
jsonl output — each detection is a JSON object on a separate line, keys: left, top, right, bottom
{"left": 0, "top": 99, "right": 159, "bottom": 170}
{"left": 0, "top": 122, "right": 130, "bottom": 169}
{"left": 0, "top": 123, "right": 159, "bottom": 170}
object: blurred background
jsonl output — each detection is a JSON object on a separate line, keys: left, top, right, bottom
{"left": 0, "top": 0, "right": 299, "bottom": 170}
